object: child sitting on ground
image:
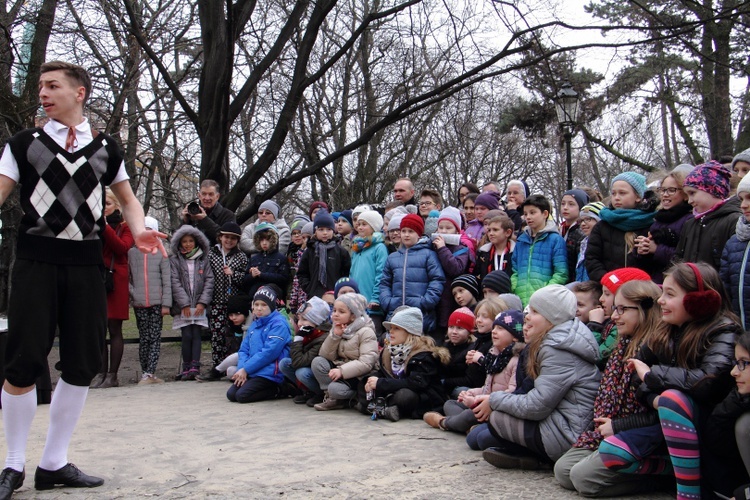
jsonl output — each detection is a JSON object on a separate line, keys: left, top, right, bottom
{"left": 279, "top": 296, "right": 331, "bottom": 407}
{"left": 199, "top": 294, "right": 253, "bottom": 380}
{"left": 451, "top": 274, "right": 480, "bottom": 312}
{"left": 227, "top": 287, "right": 292, "bottom": 403}
{"left": 424, "top": 309, "right": 525, "bottom": 434}
{"left": 441, "top": 307, "right": 476, "bottom": 398}
{"left": 572, "top": 280, "right": 602, "bottom": 324}
{"left": 454, "top": 298, "right": 508, "bottom": 393}
{"left": 311, "top": 293, "right": 378, "bottom": 410}
{"left": 361, "top": 306, "right": 450, "bottom": 421}
{"left": 170, "top": 225, "right": 215, "bottom": 381}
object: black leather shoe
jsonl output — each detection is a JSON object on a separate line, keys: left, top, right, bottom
{"left": 0, "top": 468, "right": 24, "bottom": 500}
{"left": 34, "top": 463, "right": 103, "bottom": 490}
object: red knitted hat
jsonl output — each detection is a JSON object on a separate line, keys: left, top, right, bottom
{"left": 601, "top": 267, "right": 651, "bottom": 294}
{"left": 400, "top": 214, "right": 425, "bottom": 236}
{"left": 448, "top": 307, "right": 475, "bottom": 332}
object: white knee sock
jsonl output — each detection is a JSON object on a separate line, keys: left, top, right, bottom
{"left": 2, "top": 388, "right": 38, "bottom": 472}
{"left": 38, "top": 380, "right": 89, "bottom": 471}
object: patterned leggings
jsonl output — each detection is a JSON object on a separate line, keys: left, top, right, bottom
{"left": 134, "top": 306, "right": 163, "bottom": 375}
{"left": 208, "top": 303, "right": 228, "bottom": 367}
{"left": 599, "top": 390, "right": 699, "bottom": 500}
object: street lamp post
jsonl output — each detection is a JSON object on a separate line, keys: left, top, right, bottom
{"left": 555, "top": 81, "right": 580, "bottom": 191}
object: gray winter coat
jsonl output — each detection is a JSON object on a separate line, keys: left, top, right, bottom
{"left": 128, "top": 247, "right": 172, "bottom": 309}
{"left": 169, "top": 225, "right": 215, "bottom": 312}
{"left": 488, "top": 318, "right": 601, "bottom": 461}
{"left": 240, "top": 218, "right": 291, "bottom": 256}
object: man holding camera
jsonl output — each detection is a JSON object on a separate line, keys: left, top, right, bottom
{"left": 181, "top": 180, "right": 236, "bottom": 242}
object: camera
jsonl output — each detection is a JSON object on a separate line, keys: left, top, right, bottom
{"left": 187, "top": 200, "right": 202, "bottom": 215}
{"left": 367, "top": 396, "right": 387, "bottom": 415}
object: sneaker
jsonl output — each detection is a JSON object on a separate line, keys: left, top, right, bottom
{"left": 293, "top": 392, "right": 313, "bottom": 404}
{"left": 423, "top": 411, "right": 445, "bottom": 430}
{"left": 183, "top": 368, "right": 199, "bottom": 381}
{"left": 380, "top": 405, "right": 400, "bottom": 422}
{"left": 138, "top": 374, "right": 155, "bottom": 385}
{"left": 482, "top": 448, "right": 550, "bottom": 470}
{"left": 314, "top": 393, "right": 347, "bottom": 411}
{"left": 306, "top": 393, "right": 325, "bottom": 407}
{"left": 196, "top": 368, "right": 223, "bottom": 382}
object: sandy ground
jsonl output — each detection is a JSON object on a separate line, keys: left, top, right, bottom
{"left": 0, "top": 344, "right": 672, "bottom": 499}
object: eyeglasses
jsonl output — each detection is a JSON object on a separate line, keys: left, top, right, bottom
{"left": 418, "top": 201, "right": 435, "bottom": 207}
{"left": 612, "top": 305, "right": 639, "bottom": 315}
{"left": 734, "top": 359, "right": 750, "bottom": 371}
{"left": 656, "top": 187, "right": 682, "bottom": 196}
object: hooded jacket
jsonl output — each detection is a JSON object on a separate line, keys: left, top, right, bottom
{"left": 242, "top": 228, "right": 289, "bottom": 297}
{"left": 378, "top": 236, "right": 446, "bottom": 332}
{"left": 240, "top": 218, "right": 292, "bottom": 256}
{"left": 169, "top": 225, "right": 215, "bottom": 314}
{"left": 237, "top": 309, "right": 291, "bottom": 383}
{"left": 488, "top": 319, "right": 601, "bottom": 461}
{"left": 511, "top": 220, "right": 568, "bottom": 306}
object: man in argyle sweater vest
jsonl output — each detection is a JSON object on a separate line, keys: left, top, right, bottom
{"left": 0, "top": 62, "right": 166, "bottom": 499}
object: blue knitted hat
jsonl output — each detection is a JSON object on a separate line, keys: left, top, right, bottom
{"left": 611, "top": 172, "right": 647, "bottom": 198}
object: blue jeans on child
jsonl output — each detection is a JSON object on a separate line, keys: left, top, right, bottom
{"left": 279, "top": 358, "right": 322, "bottom": 394}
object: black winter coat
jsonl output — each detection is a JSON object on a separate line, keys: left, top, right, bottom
{"left": 675, "top": 197, "right": 740, "bottom": 271}
{"left": 242, "top": 249, "right": 290, "bottom": 298}
{"left": 296, "top": 240, "right": 351, "bottom": 299}
{"left": 585, "top": 221, "right": 649, "bottom": 283}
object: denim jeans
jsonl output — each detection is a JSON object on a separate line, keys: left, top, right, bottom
{"left": 279, "top": 357, "right": 322, "bottom": 394}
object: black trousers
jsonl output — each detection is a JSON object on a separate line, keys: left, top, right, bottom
{"left": 5, "top": 259, "right": 106, "bottom": 387}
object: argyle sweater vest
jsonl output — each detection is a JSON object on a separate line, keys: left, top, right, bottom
{"left": 6, "top": 128, "right": 122, "bottom": 265}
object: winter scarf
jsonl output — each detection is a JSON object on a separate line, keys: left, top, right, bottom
{"left": 481, "top": 343, "right": 516, "bottom": 375}
{"left": 389, "top": 343, "right": 413, "bottom": 378}
{"left": 736, "top": 216, "right": 750, "bottom": 243}
{"left": 315, "top": 239, "right": 337, "bottom": 288}
{"left": 351, "top": 232, "right": 385, "bottom": 253}
{"left": 574, "top": 336, "right": 647, "bottom": 450}
{"left": 599, "top": 207, "right": 655, "bottom": 232}
{"left": 653, "top": 202, "right": 691, "bottom": 224}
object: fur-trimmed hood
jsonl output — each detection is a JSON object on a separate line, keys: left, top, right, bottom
{"left": 170, "top": 224, "right": 212, "bottom": 256}
{"left": 253, "top": 225, "right": 279, "bottom": 252}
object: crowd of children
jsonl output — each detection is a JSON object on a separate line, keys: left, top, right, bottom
{"left": 117, "top": 161, "right": 750, "bottom": 498}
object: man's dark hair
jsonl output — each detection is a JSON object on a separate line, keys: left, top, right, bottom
{"left": 40, "top": 61, "right": 92, "bottom": 103}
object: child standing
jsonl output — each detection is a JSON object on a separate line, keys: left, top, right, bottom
{"left": 311, "top": 293, "right": 378, "bottom": 410}
{"left": 242, "top": 222, "right": 289, "bottom": 298}
{"left": 297, "top": 211, "right": 351, "bottom": 299}
{"left": 129, "top": 216, "right": 172, "bottom": 385}
{"left": 676, "top": 161, "right": 740, "bottom": 270}
{"left": 585, "top": 172, "right": 656, "bottom": 282}
{"left": 170, "top": 225, "right": 215, "bottom": 381}
{"left": 336, "top": 210, "right": 354, "bottom": 254}
{"left": 722, "top": 173, "right": 750, "bottom": 329}
{"left": 480, "top": 285, "right": 601, "bottom": 469}
{"left": 424, "top": 309, "right": 524, "bottom": 433}
{"left": 575, "top": 202, "right": 605, "bottom": 281}
{"left": 279, "top": 296, "right": 331, "bottom": 406}
{"left": 204, "top": 221, "right": 248, "bottom": 381}
{"left": 511, "top": 194, "right": 568, "bottom": 306}
{"left": 227, "top": 287, "right": 292, "bottom": 403}
{"left": 476, "top": 214, "right": 515, "bottom": 282}
{"left": 433, "top": 207, "right": 471, "bottom": 342}
{"left": 598, "top": 262, "right": 741, "bottom": 498}
{"left": 560, "top": 189, "right": 589, "bottom": 283}
{"left": 287, "top": 217, "right": 310, "bottom": 314}
{"left": 350, "top": 210, "right": 388, "bottom": 329}
{"left": 362, "top": 306, "right": 450, "bottom": 421}
{"left": 379, "top": 214, "right": 446, "bottom": 336}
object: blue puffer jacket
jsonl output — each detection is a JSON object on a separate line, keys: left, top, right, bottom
{"left": 237, "top": 309, "right": 291, "bottom": 383}
{"left": 511, "top": 220, "right": 568, "bottom": 306}
{"left": 379, "top": 237, "right": 446, "bottom": 333}
{"left": 721, "top": 217, "right": 750, "bottom": 329}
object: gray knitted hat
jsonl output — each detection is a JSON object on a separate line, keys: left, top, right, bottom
{"left": 383, "top": 306, "right": 423, "bottom": 337}
{"left": 528, "top": 284, "right": 577, "bottom": 326}
{"left": 298, "top": 296, "right": 330, "bottom": 326}
{"left": 335, "top": 293, "right": 367, "bottom": 318}
{"left": 732, "top": 148, "right": 750, "bottom": 171}
{"left": 258, "top": 200, "right": 280, "bottom": 219}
